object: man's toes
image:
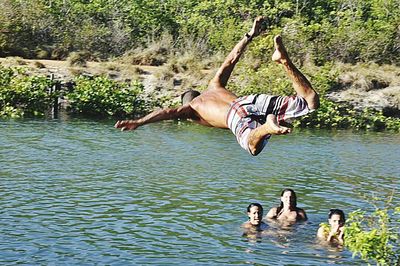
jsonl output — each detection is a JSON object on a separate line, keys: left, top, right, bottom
{"left": 278, "top": 126, "right": 290, "bottom": 134}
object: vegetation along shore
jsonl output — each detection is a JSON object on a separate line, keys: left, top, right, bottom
{"left": 1, "top": 0, "right": 399, "bottom": 131}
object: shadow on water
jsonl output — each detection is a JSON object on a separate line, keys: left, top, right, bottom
{"left": 0, "top": 118, "right": 399, "bottom": 264}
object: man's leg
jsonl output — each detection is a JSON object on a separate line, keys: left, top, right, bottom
{"left": 248, "top": 114, "right": 291, "bottom": 156}
{"left": 209, "top": 16, "right": 266, "bottom": 89}
{"left": 272, "top": 36, "right": 319, "bottom": 110}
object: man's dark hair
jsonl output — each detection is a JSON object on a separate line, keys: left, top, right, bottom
{"left": 181, "top": 89, "right": 200, "bottom": 105}
{"left": 247, "top": 203, "right": 263, "bottom": 212}
{"left": 328, "top": 209, "right": 345, "bottom": 221}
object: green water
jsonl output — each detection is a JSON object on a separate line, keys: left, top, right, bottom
{"left": 1, "top": 118, "right": 399, "bottom": 265}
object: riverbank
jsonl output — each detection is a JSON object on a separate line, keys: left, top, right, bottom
{"left": 0, "top": 57, "right": 213, "bottom": 107}
{"left": 2, "top": 57, "right": 399, "bottom": 116}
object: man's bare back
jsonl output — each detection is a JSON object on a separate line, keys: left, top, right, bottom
{"left": 188, "top": 86, "right": 237, "bottom": 128}
{"left": 115, "top": 16, "right": 319, "bottom": 155}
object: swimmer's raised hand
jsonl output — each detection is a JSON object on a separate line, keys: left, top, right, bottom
{"left": 114, "top": 120, "right": 139, "bottom": 131}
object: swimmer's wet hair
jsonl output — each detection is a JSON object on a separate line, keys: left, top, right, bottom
{"left": 247, "top": 203, "right": 263, "bottom": 212}
{"left": 328, "top": 209, "right": 345, "bottom": 221}
{"left": 181, "top": 89, "right": 200, "bottom": 105}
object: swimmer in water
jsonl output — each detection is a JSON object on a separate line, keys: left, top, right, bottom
{"left": 317, "top": 209, "right": 345, "bottom": 245}
{"left": 242, "top": 203, "right": 268, "bottom": 230}
{"left": 266, "top": 189, "right": 307, "bottom": 224}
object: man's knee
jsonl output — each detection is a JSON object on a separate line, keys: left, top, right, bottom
{"left": 306, "top": 91, "right": 320, "bottom": 110}
{"left": 247, "top": 130, "right": 267, "bottom": 156}
{"left": 248, "top": 144, "right": 262, "bottom": 156}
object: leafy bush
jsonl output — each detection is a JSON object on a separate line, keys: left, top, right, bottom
{"left": 1, "top": 0, "right": 398, "bottom": 65}
{"left": 66, "top": 76, "right": 151, "bottom": 117}
{"left": 345, "top": 195, "right": 400, "bottom": 265}
{"left": 295, "top": 98, "right": 400, "bottom": 131}
{"left": 0, "top": 66, "right": 57, "bottom": 117}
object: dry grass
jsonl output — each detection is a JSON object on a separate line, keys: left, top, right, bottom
{"left": 68, "top": 67, "right": 84, "bottom": 76}
{"left": 1, "top": 56, "right": 27, "bottom": 66}
{"left": 120, "top": 33, "right": 174, "bottom": 66}
{"left": 336, "top": 62, "right": 400, "bottom": 91}
{"left": 33, "top": 61, "right": 46, "bottom": 68}
{"left": 35, "top": 49, "right": 50, "bottom": 59}
{"left": 105, "top": 62, "right": 120, "bottom": 71}
{"left": 68, "top": 51, "right": 91, "bottom": 67}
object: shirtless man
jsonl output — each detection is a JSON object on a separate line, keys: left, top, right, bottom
{"left": 266, "top": 189, "right": 307, "bottom": 224}
{"left": 115, "top": 16, "right": 319, "bottom": 156}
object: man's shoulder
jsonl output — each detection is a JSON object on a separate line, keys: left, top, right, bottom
{"left": 267, "top": 207, "right": 278, "bottom": 216}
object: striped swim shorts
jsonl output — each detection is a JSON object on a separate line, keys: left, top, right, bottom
{"left": 226, "top": 94, "right": 312, "bottom": 154}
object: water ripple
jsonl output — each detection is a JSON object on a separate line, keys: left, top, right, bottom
{"left": 0, "top": 119, "right": 399, "bottom": 264}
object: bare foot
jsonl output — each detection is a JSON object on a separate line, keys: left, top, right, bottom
{"left": 271, "top": 35, "right": 290, "bottom": 64}
{"left": 262, "top": 114, "right": 291, "bottom": 135}
{"left": 249, "top": 16, "right": 267, "bottom": 38}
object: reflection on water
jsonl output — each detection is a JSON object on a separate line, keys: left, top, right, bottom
{"left": 1, "top": 118, "right": 399, "bottom": 265}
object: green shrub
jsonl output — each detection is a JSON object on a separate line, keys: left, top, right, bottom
{"left": 66, "top": 76, "right": 151, "bottom": 117}
{"left": 345, "top": 195, "right": 400, "bottom": 265}
{"left": 0, "top": 66, "right": 57, "bottom": 117}
{"left": 295, "top": 98, "right": 400, "bottom": 131}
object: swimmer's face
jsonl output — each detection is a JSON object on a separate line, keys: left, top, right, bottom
{"left": 329, "top": 214, "right": 344, "bottom": 227}
{"left": 248, "top": 206, "right": 263, "bottom": 226}
{"left": 281, "top": 191, "right": 296, "bottom": 207}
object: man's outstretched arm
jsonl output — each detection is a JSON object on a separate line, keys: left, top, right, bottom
{"left": 211, "top": 16, "right": 266, "bottom": 88}
{"left": 114, "top": 104, "right": 194, "bottom": 131}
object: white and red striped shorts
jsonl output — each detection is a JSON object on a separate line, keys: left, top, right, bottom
{"left": 226, "top": 94, "right": 311, "bottom": 154}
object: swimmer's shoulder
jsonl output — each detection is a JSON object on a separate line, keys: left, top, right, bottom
{"left": 296, "top": 207, "right": 307, "bottom": 220}
{"left": 266, "top": 207, "right": 278, "bottom": 219}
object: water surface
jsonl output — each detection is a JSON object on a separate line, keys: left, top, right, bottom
{"left": 1, "top": 118, "right": 399, "bottom": 265}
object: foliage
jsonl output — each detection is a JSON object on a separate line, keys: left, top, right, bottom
{"left": 66, "top": 76, "right": 152, "bottom": 117}
{"left": 0, "top": 66, "right": 158, "bottom": 118}
{"left": 0, "top": 66, "right": 58, "bottom": 117}
{"left": 0, "top": 0, "right": 399, "bottom": 65}
{"left": 294, "top": 98, "right": 400, "bottom": 131}
{"left": 230, "top": 62, "right": 291, "bottom": 97}
{"left": 1, "top": 0, "right": 400, "bottom": 128}
{"left": 345, "top": 194, "right": 400, "bottom": 265}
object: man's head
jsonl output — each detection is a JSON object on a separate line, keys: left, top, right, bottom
{"left": 280, "top": 188, "right": 297, "bottom": 208}
{"left": 181, "top": 89, "right": 200, "bottom": 105}
{"left": 247, "top": 203, "right": 263, "bottom": 226}
{"left": 328, "top": 209, "right": 345, "bottom": 227}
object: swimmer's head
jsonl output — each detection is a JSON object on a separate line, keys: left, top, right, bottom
{"left": 247, "top": 203, "right": 263, "bottom": 226}
{"left": 328, "top": 209, "right": 345, "bottom": 227}
{"left": 181, "top": 89, "right": 200, "bottom": 105}
{"left": 280, "top": 188, "right": 297, "bottom": 208}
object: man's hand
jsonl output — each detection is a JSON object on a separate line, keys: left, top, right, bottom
{"left": 248, "top": 16, "right": 267, "bottom": 38}
{"left": 114, "top": 120, "right": 139, "bottom": 131}
{"left": 338, "top": 226, "right": 345, "bottom": 238}
{"left": 330, "top": 223, "right": 340, "bottom": 234}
